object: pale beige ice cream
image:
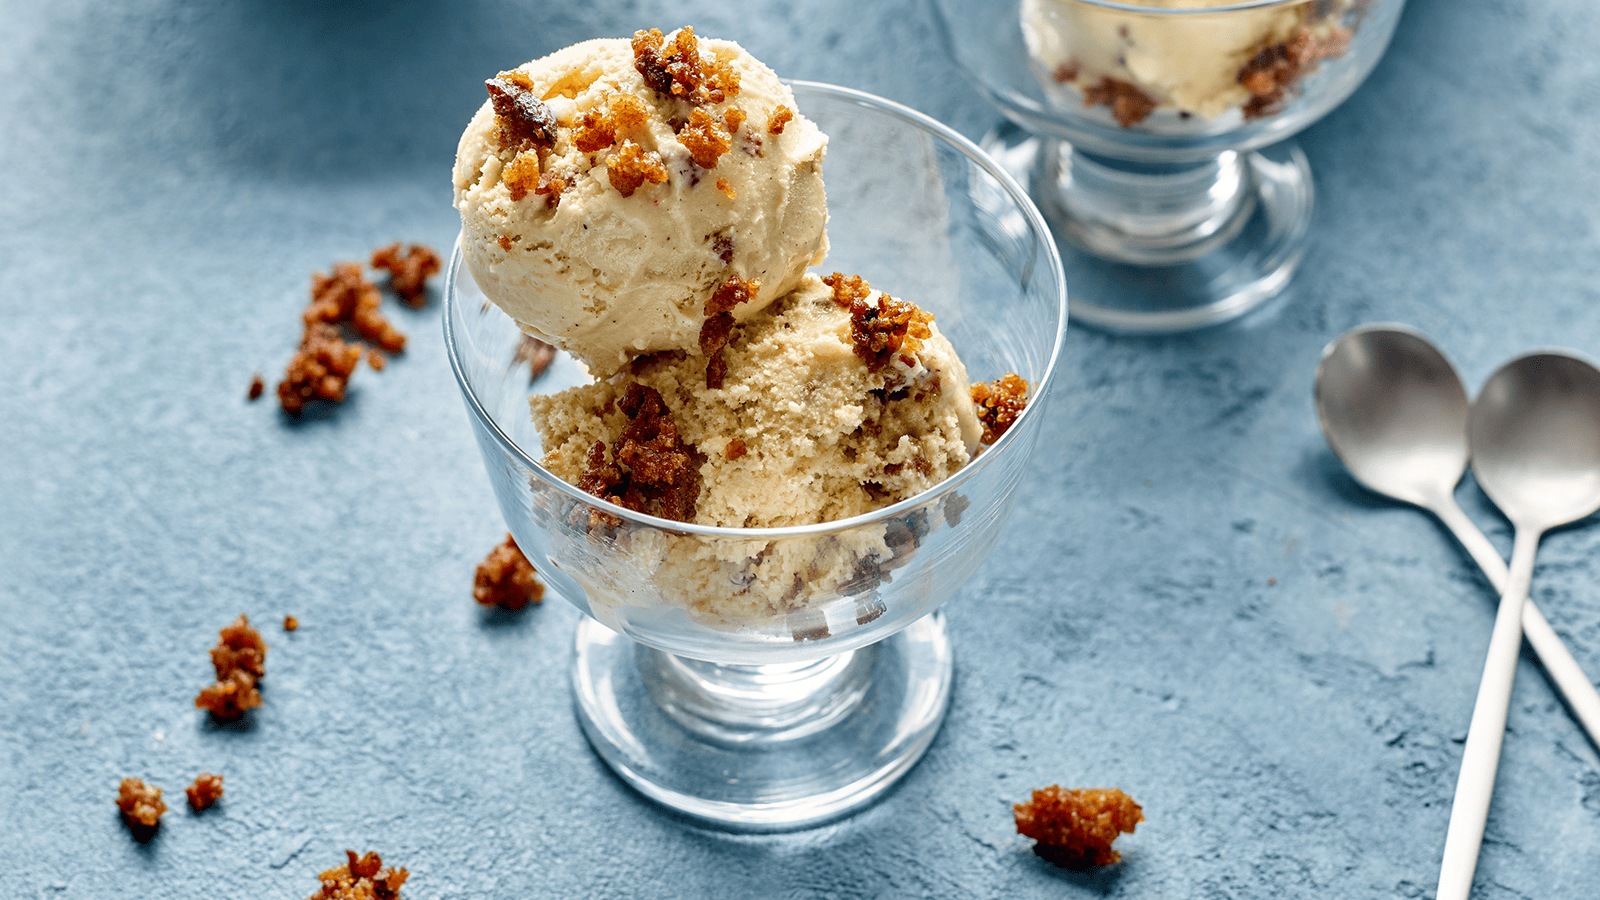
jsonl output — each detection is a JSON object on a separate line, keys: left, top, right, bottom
{"left": 532, "top": 272, "right": 983, "bottom": 627}
{"left": 1021, "top": 0, "right": 1351, "bottom": 124}
{"left": 453, "top": 29, "right": 829, "bottom": 375}
{"left": 533, "top": 273, "right": 981, "bottom": 529}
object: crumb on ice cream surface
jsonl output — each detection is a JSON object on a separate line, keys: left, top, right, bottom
{"left": 453, "top": 28, "right": 829, "bottom": 375}
{"left": 533, "top": 273, "right": 981, "bottom": 530}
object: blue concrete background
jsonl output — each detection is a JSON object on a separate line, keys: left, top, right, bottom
{"left": 3, "top": 0, "right": 1599, "bottom": 896}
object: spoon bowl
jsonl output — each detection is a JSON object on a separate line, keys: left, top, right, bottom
{"left": 1315, "top": 323, "right": 1470, "bottom": 509}
{"left": 1469, "top": 351, "right": 1600, "bottom": 531}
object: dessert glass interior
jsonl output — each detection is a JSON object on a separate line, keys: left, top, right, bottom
{"left": 444, "top": 82, "right": 1066, "bottom": 831}
{"left": 931, "top": 0, "right": 1407, "bottom": 332}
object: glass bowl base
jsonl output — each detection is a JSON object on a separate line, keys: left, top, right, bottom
{"left": 572, "top": 612, "right": 953, "bottom": 832}
{"left": 983, "top": 123, "right": 1313, "bottom": 334}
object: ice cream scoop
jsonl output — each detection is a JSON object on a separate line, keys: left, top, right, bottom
{"left": 453, "top": 28, "right": 829, "bottom": 375}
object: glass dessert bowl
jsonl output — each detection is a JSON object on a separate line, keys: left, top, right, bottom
{"left": 445, "top": 82, "right": 1066, "bottom": 831}
{"left": 930, "top": 0, "right": 1407, "bottom": 332}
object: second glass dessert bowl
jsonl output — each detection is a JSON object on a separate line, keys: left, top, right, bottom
{"left": 932, "top": 0, "right": 1407, "bottom": 332}
{"left": 445, "top": 82, "right": 1066, "bottom": 831}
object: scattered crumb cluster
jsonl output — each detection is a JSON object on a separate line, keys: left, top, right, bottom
{"left": 306, "top": 850, "right": 410, "bottom": 900}
{"left": 473, "top": 534, "right": 546, "bottom": 610}
{"left": 185, "top": 773, "right": 225, "bottom": 812}
{"left": 194, "top": 614, "right": 268, "bottom": 721}
{"left": 269, "top": 243, "right": 441, "bottom": 414}
{"left": 1013, "top": 785, "right": 1143, "bottom": 869}
{"left": 115, "top": 778, "right": 166, "bottom": 832}
{"left": 972, "top": 373, "right": 1030, "bottom": 446}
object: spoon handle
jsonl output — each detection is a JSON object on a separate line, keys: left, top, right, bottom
{"left": 1436, "top": 527, "right": 1538, "bottom": 900}
{"left": 1434, "top": 499, "right": 1600, "bottom": 751}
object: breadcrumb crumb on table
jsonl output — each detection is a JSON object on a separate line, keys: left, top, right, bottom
{"left": 370, "top": 242, "right": 441, "bottom": 306}
{"left": 185, "top": 773, "right": 224, "bottom": 812}
{"left": 307, "top": 850, "right": 410, "bottom": 900}
{"left": 194, "top": 615, "right": 267, "bottom": 721}
{"left": 1014, "top": 786, "right": 1143, "bottom": 869}
{"left": 474, "top": 534, "right": 545, "bottom": 610}
{"left": 116, "top": 778, "right": 166, "bottom": 832}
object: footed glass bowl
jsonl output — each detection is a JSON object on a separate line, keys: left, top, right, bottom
{"left": 444, "top": 81, "right": 1066, "bottom": 830}
{"left": 931, "top": 0, "right": 1407, "bottom": 332}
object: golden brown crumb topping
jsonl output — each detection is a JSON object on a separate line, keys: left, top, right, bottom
{"left": 284, "top": 615, "right": 299, "bottom": 631}
{"left": 502, "top": 153, "right": 542, "bottom": 202}
{"left": 248, "top": 373, "right": 265, "bottom": 400}
{"left": 305, "top": 263, "right": 406, "bottom": 354}
{"left": 474, "top": 534, "right": 545, "bottom": 610}
{"left": 972, "top": 373, "right": 1029, "bottom": 445}
{"left": 606, "top": 141, "right": 671, "bottom": 197}
{"left": 630, "top": 27, "right": 745, "bottom": 171}
{"left": 1237, "top": 26, "right": 1350, "bottom": 118}
{"left": 1014, "top": 786, "right": 1143, "bottom": 869}
{"left": 308, "top": 850, "right": 410, "bottom": 900}
{"left": 573, "top": 93, "right": 652, "bottom": 153}
{"left": 277, "top": 324, "right": 361, "bottom": 414}
{"left": 698, "top": 275, "right": 760, "bottom": 389}
{"left": 822, "top": 272, "right": 935, "bottom": 374}
{"left": 632, "top": 26, "right": 739, "bottom": 105}
{"left": 577, "top": 384, "right": 702, "bottom": 523}
{"left": 275, "top": 246, "right": 437, "bottom": 415}
{"left": 370, "top": 243, "right": 441, "bottom": 307}
{"left": 117, "top": 778, "right": 166, "bottom": 830}
{"left": 768, "top": 105, "right": 793, "bottom": 134}
{"left": 185, "top": 773, "right": 224, "bottom": 812}
{"left": 1082, "top": 77, "right": 1158, "bottom": 127}
{"left": 680, "top": 107, "right": 732, "bottom": 169}
{"left": 487, "top": 74, "right": 558, "bottom": 149}
{"left": 194, "top": 614, "right": 267, "bottom": 721}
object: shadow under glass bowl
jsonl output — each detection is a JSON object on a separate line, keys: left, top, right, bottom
{"left": 930, "top": 0, "right": 1407, "bottom": 333}
{"left": 444, "top": 81, "right": 1066, "bottom": 830}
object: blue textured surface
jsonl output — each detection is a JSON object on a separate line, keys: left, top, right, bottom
{"left": 4, "top": 0, "right": 1600, "bottom": 896}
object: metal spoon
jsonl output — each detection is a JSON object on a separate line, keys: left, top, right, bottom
{"left": 1435, "top": 350, "right": 1600, "bottom": 900}
{"left": 1314, "top": 325, "right": 1600, "bottom": 750}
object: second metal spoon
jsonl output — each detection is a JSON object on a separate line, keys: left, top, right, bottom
{"left": 1436, "top": 350, "right": 1600, "bottom": 900}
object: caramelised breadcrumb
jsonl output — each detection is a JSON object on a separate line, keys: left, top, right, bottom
{"left": 679, "top": 107, "right": 732, "bottom": 169}
{"left": 307, "top": 850, "right": 410, "bottom": 900}
{"left": 1014, "top": 786, "right": 1143, "bottom": 869}
{"left": 185, "top": 773, "right": 224, "bottom": 812}
{"left": 284, "top": 615, "right": 299, "bottom": 632}
{"left": 117, "top": 778, "right": 167, "bottom": 831}
{"left": 577, "top": 384, "right": 702, "bottom": 524}
{"left": 194, "top": 615, "right": 267, "bottom": 721}
{"left": 248, "top": 373, "right": 265, "bottom": 400}
{"left": 698, "top": 275, "right": 760, "bottom": 389}
{"left": 1237, "top": 26, "right": 1351, "bottom": 118}
{"left": 474, "top": 534, "right": 545, "bottom": 610}
{"left": 822, "top": 272, "right": 935, "bottom": 374}
{"left": 306, "top": 263, "right": 406, "bottom": 354}
{"left": 370, "top": 243, "right": 441, "bottom": 306}
{"left": 768, "top": 105, "right": 793, "bottom": 134}
{"left": 276, "top": 248, "right": 436, "bottom": 415}
{"left": 606, "top": 141, "right": 670, "bottom": 197}
{"left": 972, "top": 373, "right": 1029, "bottom": 445}
{"left": 1082, "top": 77, "right": 1159, "bottom": 127}
{"left": 630, "top": 27, "right": 744, "bottom": 170}
{"left": 486, "top": 74, "right": 558, "bottom": 150}
{"left": 278, "top": 322, "right": 363, "bottom": 415}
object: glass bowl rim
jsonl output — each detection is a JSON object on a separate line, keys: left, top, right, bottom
{"left": 443, "top": 79, "right": 1066, "bottom": 541}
